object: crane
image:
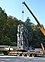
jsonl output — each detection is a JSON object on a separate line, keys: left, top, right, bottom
{"left": 22, "top": 2, "right": 45, "bottom": 36}
{"left": 23, "top": 2, "right": 45, "bottom": 55}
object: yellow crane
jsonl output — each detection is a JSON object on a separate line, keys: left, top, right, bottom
{"left": 23, "top": 2, "right": 45, "bottom": 55}
{"left": 22, "top": 2, "right": 45, "bottom": 36}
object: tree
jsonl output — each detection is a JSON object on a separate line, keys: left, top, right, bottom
{"left": 0, "top": 7, "right": 7, "bottom": 29}
{"left": 0, "top": 7, "right": 7, "bottom": 44}
{"left": 2, "top": 36, "right": 11, "bottom": 45}
{"left": 25, "top": 17, "right": 33, "bottom": 47}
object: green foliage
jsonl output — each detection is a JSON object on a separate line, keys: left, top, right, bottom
{"left": 24, "top": 17, "right": 33, "bottom": 47}
{"left": 2, "top": 36, "right": 11, "bottom": 45}
{"left": 0, "top": 7, "right": 7, "bottom": 29}
{"left": 0, "top": 7, "right": 7, "bottom": 45}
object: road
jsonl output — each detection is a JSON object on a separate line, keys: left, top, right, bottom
{"left": 0, "top": 56, "right": 45, "bottom": 62}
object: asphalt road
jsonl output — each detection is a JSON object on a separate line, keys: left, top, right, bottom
{"left": 0, "top": 56, "right": 45, "bottom": 62}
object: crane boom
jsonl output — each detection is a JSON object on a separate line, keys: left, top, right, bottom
{"left": 23, "top": 2, "right": 45, "bottom": 36}
{"left": 22, "top": 2, "right": 41, "bottom": 26}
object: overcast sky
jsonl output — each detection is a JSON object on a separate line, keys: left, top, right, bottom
{"left": 0, "top": 0, "right": 45, "bottom": 28}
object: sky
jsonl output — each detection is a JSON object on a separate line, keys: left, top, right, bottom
{"left": 0, "top": 0, "right": 45, "bottom": 28}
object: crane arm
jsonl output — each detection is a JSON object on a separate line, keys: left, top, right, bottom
{"left": 41, "top": 43, "right": 44, "bottom": 54}
{"left": 23, "top": 2, "right": 45, "bottom": 36}
{"left": 22, "top": 2, "right": 41, "bottom": 26}
{"left": 39, "top": 26, "right": 45, "bottom": 35}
